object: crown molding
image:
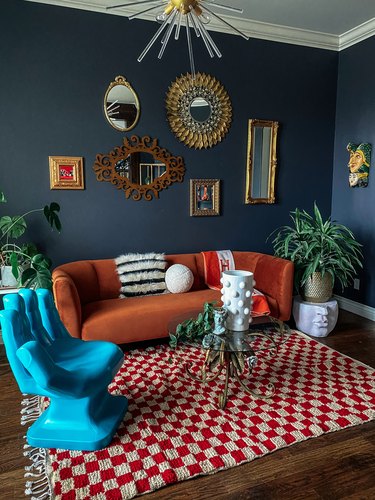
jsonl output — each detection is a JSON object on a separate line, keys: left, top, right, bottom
{"left": 24, "top": 1, "right": 375, "bottom": 51}
{"left": 339, "top": 17, "right": 375, "bottom": 51}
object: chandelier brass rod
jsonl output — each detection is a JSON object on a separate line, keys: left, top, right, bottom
{"left": 190, "top": 13, "right": 215, "bottom": 58}
{"left": 158, "top": 9, "right": 178, "bottom": 58}
{"left": 202, "top": 1, "right": 244, "bottom": 14}
{"left": 194, "top": 12, "right": 222, "bottom": 58}
{"left": 201, "top": 4, "right": 249, "bottom": 40}
{"left": 106, "top": 0, "right": 159, "bottom": 10}
{"left": 160, "top": 9, "right": 176, "bottom": 44}
{"left": 128, "top": 2, "right": 162, "bottom": 19}
{"left": 175, "top": 9, "right": 183, "bottom": 40}
{"left": 185, "top": 15, "right": 196, "bottom": 77}
{"left": 137, "top": 10, "right": 173, "bottom": 61}
{"left": 188, "top": 10, "right": 202, "bottom": 40}
{"left": 161, "top": 8, "right": 178, "bottom": 45}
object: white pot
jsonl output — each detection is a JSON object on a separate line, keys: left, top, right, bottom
{"left": 221, "top": 270, "right": 253, "bottom": 331}
{"left": 1, "top": 265, "right": 18, "bottom": 287}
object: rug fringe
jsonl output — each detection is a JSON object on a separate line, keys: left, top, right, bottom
{"left": 21, "top": 395, "right": 52, "bottom": 500}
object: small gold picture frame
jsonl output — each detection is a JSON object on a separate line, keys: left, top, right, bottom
{"left": 49, "top": 156, "right": 84, "bottom": 190}
{"left": 190, "top": 179, "right": 220, "bottom": 216}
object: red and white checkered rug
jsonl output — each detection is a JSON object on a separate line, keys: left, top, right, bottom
{"left": 47, "top": 331, "right": 375, "bottom": 499}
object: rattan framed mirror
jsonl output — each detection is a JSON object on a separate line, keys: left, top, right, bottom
{"left": 93, "top": 135, "right": 185, "bottom": 201}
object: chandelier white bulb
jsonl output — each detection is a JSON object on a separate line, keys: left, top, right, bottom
{"left": 107, "top": 0, "right": 249, "bottom": 77}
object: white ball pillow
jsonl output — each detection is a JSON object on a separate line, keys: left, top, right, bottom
{"left": 165, "top": 264, "right": 194, "bottom": 294}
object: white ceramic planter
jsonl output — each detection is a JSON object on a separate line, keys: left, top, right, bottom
{"left": 293, "top": 296, "right": 338, "bottom": 337}
{"left": 1, "top": 265, "right": 18, "bottom": 287}
{"left": 221, "top": 270, "right": 253, "bottom": 331}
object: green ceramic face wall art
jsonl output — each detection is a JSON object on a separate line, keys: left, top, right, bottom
{"left": 347, "top": 142, "right": 372, "bottom": 188}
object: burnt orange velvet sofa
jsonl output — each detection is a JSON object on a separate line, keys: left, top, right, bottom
{"left": 52, "top": 252, "right": 294, "bottom": 345}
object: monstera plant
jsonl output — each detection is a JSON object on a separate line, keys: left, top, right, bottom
{"left": 0, "top": 188, "right": 61, "bottom": 289}
{"left": 268, "top": 203, "right": 363, "bottom": 302}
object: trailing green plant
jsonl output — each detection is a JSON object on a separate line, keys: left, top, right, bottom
{"left": 0, "top": 188, "right": 61, "bottom": 289}
{"left": 169, "top": 302, "right": 216, "bottom": 349}
{"left": 268, "top": 202, "right": 363, "bottom": 293}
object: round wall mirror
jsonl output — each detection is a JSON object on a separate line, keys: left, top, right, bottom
{"left": 104, "top": 75, "right": 140, "bottom": 132}
{"left": 166, "top": 73, "right": 232, "bottom": 149}
{"left": 189, "top": 97, "right": 212, "bottom": 123}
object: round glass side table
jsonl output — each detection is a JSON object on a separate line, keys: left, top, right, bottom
{"left": 170, "top": 313, "right": 290, "bottom": 409}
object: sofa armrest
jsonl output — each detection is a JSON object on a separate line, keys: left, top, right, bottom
{"left": 253, "top": 254, "right": 294, "bottom": 321}
{"left": 52, "top": 269, "right": 82, "bottom": 339}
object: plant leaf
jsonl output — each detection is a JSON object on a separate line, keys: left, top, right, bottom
{"left": 44, "top": 203, "right": 62, "bottom": 232}
{"left": 0, "top": 215, "right": 27, "bottom": 238}
{"left": 21, "top": 267, "right": 52, "bottom": 290}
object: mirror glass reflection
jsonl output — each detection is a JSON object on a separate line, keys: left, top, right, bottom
{"left": 245, "top": 119, "right": 279, "bottom": 204}
{"left": 115, "top": 152, "right": 166, "bottom": 185}
{"left": 104, "top": 75, "right": 140, "bottom": 132}
{"left": 189, "top": 97, "right": 212, "bottom": 123}
{"left": 252, "top": 126, "right": 272, "bottom": 198}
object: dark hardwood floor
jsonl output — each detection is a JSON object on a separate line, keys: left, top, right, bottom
{"left": 1, "top": 310, "right": 374, "bottom": 499}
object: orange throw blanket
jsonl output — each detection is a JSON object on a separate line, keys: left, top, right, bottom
{"left": 201, "top": 250, "right": 270, "bottom": 317}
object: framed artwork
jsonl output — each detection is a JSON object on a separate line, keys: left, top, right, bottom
{"left": 190, "top": 179, "right": 220, "bottom": 216}
{"left": 49, "top": 156, "right": 84, "bottom": 190}
{"left": 347, "top": 142, "right": 372, "bottom": 188}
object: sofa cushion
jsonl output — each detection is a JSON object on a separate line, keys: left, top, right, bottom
{"left": 82, "top": 289, "right": 221, "bottom": 344}
{"left": 115, "top": 252, "right": 167, "bottom": 298}
{"left": 165, "top": 264, "right": 194, "bottom": 293}
{"left": 165, "top": 254, "right": 202, "bottom": 291}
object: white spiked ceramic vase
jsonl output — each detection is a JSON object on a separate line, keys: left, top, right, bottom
{"left": 221, "top": 270, "right": 253, "bottom": 331}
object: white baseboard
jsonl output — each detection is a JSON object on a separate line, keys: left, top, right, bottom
{"left": 334, "top": 295, "right": 375, "bottom": 322}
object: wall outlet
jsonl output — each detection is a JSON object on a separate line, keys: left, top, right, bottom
{"left": 354, "top": 278, "right": 360, "bottom": 290}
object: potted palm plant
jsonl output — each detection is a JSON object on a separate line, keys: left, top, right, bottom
{"left": 268, "top": 203, "right": 363, "bottom": 302}
{"left": 0, "top": 188, "right": 61, "bottom": 289}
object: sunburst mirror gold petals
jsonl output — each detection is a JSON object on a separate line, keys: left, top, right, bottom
{"left": 93, "top": 135, "right": 185, "bottom": 201}
{"left": 166, "top": 73, "right": 232, "bottom": 149}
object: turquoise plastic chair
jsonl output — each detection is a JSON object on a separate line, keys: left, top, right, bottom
{"left": 0, "top": 290, "right": 128, "bottom": 451}
{"left": 4, "top": 289, "right": 124, "bottom": 369}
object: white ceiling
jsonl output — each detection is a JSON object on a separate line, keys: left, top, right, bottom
{"left": 25, "top": 0, "right": 375, "bottom": 50}
{"left": 238, "top": 0, "right": 375, "bottom": 35}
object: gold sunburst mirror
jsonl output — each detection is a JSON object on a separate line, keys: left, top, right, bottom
{"left": 93, "top": 135, "right": 185, "bottom": 201}
{"left": 165, "top": 73, "right": 232, "bottom": 149}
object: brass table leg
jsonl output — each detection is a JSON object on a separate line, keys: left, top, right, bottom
{"left": 186, "top": 340, "right": 276, "bottom": 409}
{"left": 218, "top": 352, "right": 231, "bottom": 409}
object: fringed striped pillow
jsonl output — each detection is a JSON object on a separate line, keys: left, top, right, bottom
{"left": 115, "top": 252, "right": 167, "bottom": 298}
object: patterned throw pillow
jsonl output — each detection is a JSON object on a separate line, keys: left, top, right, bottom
{"left": 115, "top": 253, "right": 167, "bottom": 298}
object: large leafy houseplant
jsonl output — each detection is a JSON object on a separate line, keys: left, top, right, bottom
{"left": 0, "top": 188, "right": 61, "bottom": 289}
{"left": 268, "top": 203, "right": 363, "bottom": 297}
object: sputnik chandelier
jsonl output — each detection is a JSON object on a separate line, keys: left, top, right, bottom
{"left": 107, "top": 0, "right": 249, "bottom": 77}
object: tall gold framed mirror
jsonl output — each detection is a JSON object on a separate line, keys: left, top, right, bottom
{"left": 93, "top": 135, "right": 185, "bottom": 201}
{"left": 245, "top": 119, "right": 279, "bottom": 204}
{"left": 104, "top": 75, "right": 140, "bottom": 132}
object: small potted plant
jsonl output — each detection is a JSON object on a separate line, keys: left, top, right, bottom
{"left": 169, "top": 302, "right": 216, "bottom": 349}
{"left": 268, "top": 202, "right": 363, "bottom": 302}
{"left": 0, "top": 188, "right": 61, "bottom": 289}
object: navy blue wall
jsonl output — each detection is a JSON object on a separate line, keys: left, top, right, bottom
{"left": 0, "top": 1, "right": 337, "bottom": 268}
{"left": 332, "top": 36, "right": 375, "bottom": 308}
